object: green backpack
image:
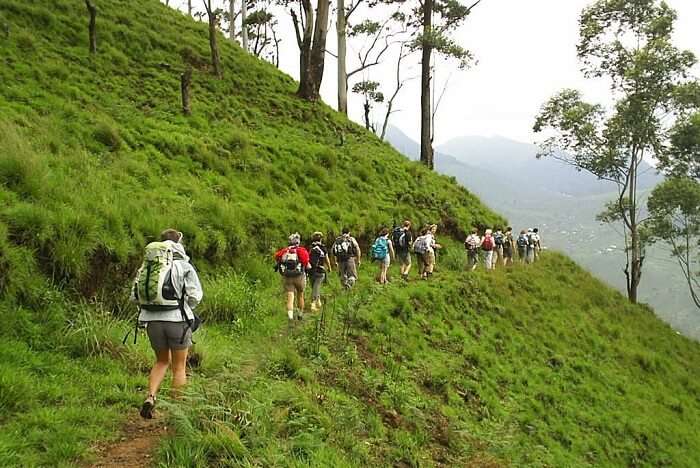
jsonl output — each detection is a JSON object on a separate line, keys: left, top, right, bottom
{"left": 134, "top": 242, "right": 180, "bottom": 311}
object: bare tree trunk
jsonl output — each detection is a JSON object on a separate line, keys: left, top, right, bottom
{"left": 241, "top": 0, "right": 248, "bottom": 52}
{"left": 363, "top": 99, "right": 371, "bottom": 130}
{"left": 181, "top": 67, "right": 192, "bottom": 115}
{"left": 188, "top": 0, "right": 193, "bottom": 17}
{"left": 229, "top": 0, "right": 236, "bottom": 41}
{"left": 85, "top": 0, "right": 97, "bottom": 54}
{"left": 336, "top": 0, "right": 348, "bottom": 114}
{"left": 380, "top": 45, "right": 407, "bottom": 141}
{"left": 420, "top": 0, "right": 434, "bottom": 169}
{"left": 294, "top": 0, "right": 330, "bottom": 101}
{"left": 204, "top": 1, "right": 222, "bottom": 78}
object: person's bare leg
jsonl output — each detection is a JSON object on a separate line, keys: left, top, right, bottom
{"left": 286, "top": 291, "right": 294, "bottom": 311}
{"left": 171, "top": 348, "right": 189, "bottom": 390}
{"left": 148, "top": 348, "right": 171, "bottom": 397}
{"left": 297, "top": 290, "right": 305, "bottom": 312}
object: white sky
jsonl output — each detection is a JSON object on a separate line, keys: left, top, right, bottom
{"left": 173, "top": 0, "right": 700, "bottom": 145}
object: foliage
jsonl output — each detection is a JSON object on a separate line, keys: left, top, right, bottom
{"left": 647, "top": 177, "right": 700, "bottom": 309}
{"left": 533, "top": 0, "right": 700, "bottom": 303}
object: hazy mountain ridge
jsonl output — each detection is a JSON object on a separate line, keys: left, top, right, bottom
{"left": 386, "top": 125, "right": 699, "bottom": 339}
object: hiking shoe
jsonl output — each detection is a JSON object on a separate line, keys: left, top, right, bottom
{"left": 140, "top": 395, "right": 156, "bottom": 419}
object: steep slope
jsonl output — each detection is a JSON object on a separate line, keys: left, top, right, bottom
{"left": 1, "top": 2, "right": 700, "bottom": 467}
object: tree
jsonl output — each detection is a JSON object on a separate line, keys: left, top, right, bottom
{"left": 352, "top": 80, "right": 384, "bottom": 132}
{"left": 414, "top": 0, "right": 479, "bottom": 169}
{"left": 85, "top": 0, "right": 97, "bottom": 54}
{"left": 202, "top": 0, "right": 223, "bottom": 78}
{"left": 533, "top": 0, "right": 697, "bottom": 303}
{"left": 247, "top": 8, "right": 281, "bottom": 66}
{"left": 291, "top": 0, "right": 331, "bottom": 101}
{"left": 241, "top": 0, "right": 249, "bottom": 51}
{"left": 380, "top": 43, "right": 414, "bottom": 140}
{"left": 648, "top": 177, "right": 700, "bottom": 309}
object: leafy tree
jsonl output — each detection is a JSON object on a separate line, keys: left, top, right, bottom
{"left": 380, "top": 42, "right": 414, "bottom": 140}
{"left": 246, "top": 7, "right": 281, "bottom": 66}
{"left": 534, "top": 0, "right": 698, "bottom": 304}
{"left": 407, "top": 0, "right": 480, "bottom": 169}
{"left": 290, "top": 0, "right": 331, "bottom": 101}
{"left": 647, "top": 177, "right": 700, "bottom": 309}
{"left": 352, "top": 80, "right": 384, "bottom": 132}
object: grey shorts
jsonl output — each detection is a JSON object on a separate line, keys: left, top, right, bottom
{"left": 146, "top": 321, "right": 192, "bottom": 351}
{"left": 398, "top": 251, "right": 411, "bottom": 266}
{"left": 283, "top": 274, "right": 306, "bottom": 293}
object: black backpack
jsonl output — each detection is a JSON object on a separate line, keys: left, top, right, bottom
{"left": 333, "top": 236, "right": 355, "bottom": 260}
{"left": 309, "top": 242, "right": 326, "bottom": 272}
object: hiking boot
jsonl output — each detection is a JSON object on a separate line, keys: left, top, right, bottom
{"left": 310, "top": 301, "right": 319, "bottom": 312}
{"left": 295, "top": 309, "right": 304, "bottom": 321}
{"left": 140, "top": 394, "right": 156, "bottom": 419}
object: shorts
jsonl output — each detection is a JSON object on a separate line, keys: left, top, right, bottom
{"left": 398, "top": 251, "right": 411, "bottom": 266}
{"left": 283, "top": 274, "right": 306, "bottom": 293}
{"left": 378, "top": 255, "right": 390, "bottom": 267}
{"left": 146, "top": 321, "right": 192, "bottom": 351}
{"left": 503, "top": 248, "right": 513, "bottom": 259}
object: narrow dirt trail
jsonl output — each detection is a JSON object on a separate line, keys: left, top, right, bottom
{"left": 89, "top": 415, "right": 168, "bottom": 468}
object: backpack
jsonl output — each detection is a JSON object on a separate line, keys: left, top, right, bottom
{"left": 413, "top": 235, "right": 427, "bottom": 254}
{"left": 494, "top": 232, "right": 504, "bottom": 247}
{"left": 503, "top": 234, "right": 513, "bottom": 253}
{"left": 465, "top": 235, "right": 479, "bottom": 252}
{"left": 279, "top": 247, "right": 303, "bottom": 277}
{"left": 482, "top": 236, "right": 494, "bottom": 251}
{"left": 134, "top": 242, "right": 180, "bottom": 311}
{"left": 310, "top": 242, "right": 326, "bottom": 272}
{"left": 332, "top": 236, "right": 355, "bottom": 261}
{"left": 517, "top": 234, "right": 528, "bottom": 249}
{"left": 528, "top": 233, "right": 537, "bottom": 247}
{"left": 371, "top": 237, "right": 389, "bottom": 260}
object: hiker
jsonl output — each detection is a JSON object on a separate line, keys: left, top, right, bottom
{"left": 332, "top": 227, "right": 361, "bottom": 289}
{"left": 481, "top": 228, "right": 495, "bottom": 270}
{"left": 393, "top": 220, "right": 414, "bottom": 280}
{"left": 526, "top": 228, "right": 536, "bottom": 264}
{"left": 274, "top": 233, "right": 311, "bottom": 321}
{"left": 371, "top": 227, "right": 395, "bottom": 284}
{"left": 308, "top": 231, "right": 332, "bottom": 312}
{"left": 421, "top": 224, "right": 441, "bottom": 279}
{"left": 493, "top": 227, "right": 505, "bottom": 269}
{"left": 516, "top": 229, "right": 528, "bottom": 264}
{"left": 132, "top": 229, "right": 203, "bottom": 420}
{"left": 464, "top": 228, "right": 481, "bottom": 271}
{"left": 413, "top": 226, "right": 429, "bottom": 279}
{"left": 532, "top": 227, "right": 542, "bottom": 261}
{"left": 503, "top": 227, "right": 515, "bottom": 267}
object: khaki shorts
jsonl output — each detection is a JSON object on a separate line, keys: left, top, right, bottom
{"left": 283, "top": 274, "right": 306, "bottom": 293}
{"left": 146, "top": 321, "right": 192, "bottom": 351}
{"left": 398, "top": 251, "right": 411, "bottom": 266}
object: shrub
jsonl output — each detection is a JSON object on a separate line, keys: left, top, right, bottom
{"left": 93, "top": 121, "right": 122, "bottom": 152}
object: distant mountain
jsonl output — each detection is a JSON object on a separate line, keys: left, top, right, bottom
{"left": 385, "top": 126, "right": 698, "bottom": 340}
{"left": 437, "top": 134, "right": 662, "bottom": 197}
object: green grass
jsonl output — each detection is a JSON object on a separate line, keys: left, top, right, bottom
{"left": 1, "top": 0, "right": 700, "bottom": 466}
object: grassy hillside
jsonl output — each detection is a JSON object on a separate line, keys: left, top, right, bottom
{"left": 1, "top": 1, "right": 700, "bottom": 467}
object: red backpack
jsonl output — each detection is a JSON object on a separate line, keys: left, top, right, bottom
{"left": 482, "top": 236, "right": 494, "bottom": 251}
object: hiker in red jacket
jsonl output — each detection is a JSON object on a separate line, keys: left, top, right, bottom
{"left": 274, "top": 233, "right": 311, "bottom": 321}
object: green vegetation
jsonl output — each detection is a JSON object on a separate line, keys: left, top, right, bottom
{"left": 1, "top": 0, "right": 700, "bottom": 466}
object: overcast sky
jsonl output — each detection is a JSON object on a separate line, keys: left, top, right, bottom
{"left": 176, "top": 0, "right": 700, "bottom": 145}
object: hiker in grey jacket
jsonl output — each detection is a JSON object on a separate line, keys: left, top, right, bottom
{"left": 131, "top": 229, "right": 203, "bottom": 419}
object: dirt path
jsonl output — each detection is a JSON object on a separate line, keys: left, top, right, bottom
{"left": 89, "top": 414, "right": 168, "bottom": 468}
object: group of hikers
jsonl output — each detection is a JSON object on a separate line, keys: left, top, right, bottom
{"left": 131, "top": 223, "right": 542, "bottom": 419}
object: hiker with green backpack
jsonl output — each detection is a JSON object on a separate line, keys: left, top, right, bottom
{"left": 371, "top": 227, "right": 395, "bottom": 284}
{"left": 131, "top": 229, "right": 203, "bottom": 419}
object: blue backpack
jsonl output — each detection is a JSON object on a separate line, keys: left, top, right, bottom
{"left": 371, "top": 237, "right": 389, "bottom": 260}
